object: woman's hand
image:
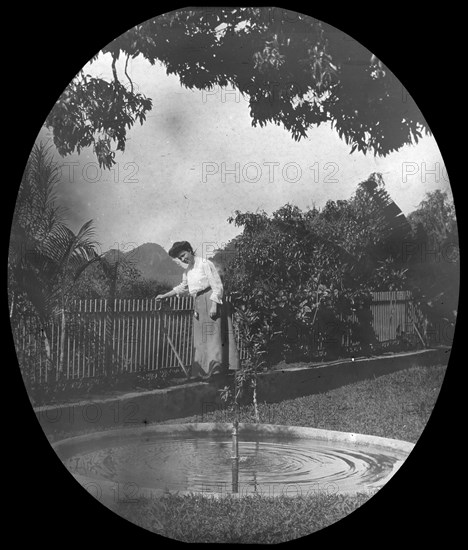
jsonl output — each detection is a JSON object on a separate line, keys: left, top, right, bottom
{"left": 155, "top": 294, "right": 166, "bottom": 301}
{"left": 209, "top": 303, "right": 218, "bottom": 320}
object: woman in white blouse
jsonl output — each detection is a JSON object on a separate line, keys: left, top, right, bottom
{"left": 156, "top": 241, "right": 240, "bottom": 380}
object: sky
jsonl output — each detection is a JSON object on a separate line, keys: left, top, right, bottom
{"left": 36, "top": 43, "right": 451, "bottom": 259}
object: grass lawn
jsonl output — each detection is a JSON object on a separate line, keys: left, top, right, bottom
{"left": 113, "top": 491, "right": 373, "bottom": 543}
{"left": 111, "top": 364, "right": 446, "bottom": 543}
{"left": 159, "top": 363, "right": 446, "bottom": 443}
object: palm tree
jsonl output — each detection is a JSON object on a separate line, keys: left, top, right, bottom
{"left": 14, "top": 219, "right": 98, "bottom": 375}
{"left": 9, "top": 142, "right": 99, "bottom": 375}
{"left": 25, "top": 220, "right": 98, "bottom": 372}
{"left": 9, "top": 142, "right": 65, "bottom": 321}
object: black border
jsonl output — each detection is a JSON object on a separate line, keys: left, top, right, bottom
{"left": 5, "top": 3, "right": 461, "bottom": 545}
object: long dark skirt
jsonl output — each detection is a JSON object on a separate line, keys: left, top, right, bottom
{"left": 192, "top": 290, "right": 240, "bottom": 378}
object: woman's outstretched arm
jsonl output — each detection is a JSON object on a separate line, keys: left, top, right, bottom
{"left": 156, "top": 272, "right": 188, "bottom": 300}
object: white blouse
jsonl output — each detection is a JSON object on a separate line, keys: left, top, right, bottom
{"left": 172, "top": 256, "right": 223, "bottom": 304}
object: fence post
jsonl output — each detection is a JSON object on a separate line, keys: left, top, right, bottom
{"left": 104, "top": 299, "right": 115, "bottom": 379}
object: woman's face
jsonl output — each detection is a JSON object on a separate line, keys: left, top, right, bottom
{"left": 177, "top": 250, "right": 194, "bottom": 266}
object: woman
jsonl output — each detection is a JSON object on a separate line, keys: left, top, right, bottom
{"left": 156, "top": 241, "right": 240, "bottom": 380}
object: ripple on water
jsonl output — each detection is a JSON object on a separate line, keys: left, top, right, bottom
{"left": 63, "top": 433, "right": 408, "bottom": 496}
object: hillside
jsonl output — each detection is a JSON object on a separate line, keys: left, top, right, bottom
{"left": 105, "top": 242, "right": 184, "bottom": 286}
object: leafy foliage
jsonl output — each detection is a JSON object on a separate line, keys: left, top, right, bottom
{"left": 46, "top": 73, "right": 152, "bottom": 169}
{"left": 407, "top": 190, "right": 458, "bottom": 247}
{"left": 219, "top": 305, "right": 271, "bottom": 421}
{"left": 216, "top": 173, "right": 459, "bottom": 367}
{"left": 216, "top": 173, "right": 415, "bottom": 364}
{"left": 71, "top": 257, "right": 172, "bottom": 300}
{"left": 23, "top": 219, "right": 98, "bottom": 320}
{"left": 9, "top": 142, "right": 63, "bottom": 320}
{"left": 406, "top": 190, "right": 459, "bottom": 335}
{"left": 9, "top": 143, "right": 99, "bottom": 326}
{"left": 9, "top": 143, "right": 102, "bottom": 378}
{"left": 44, "top": 8, "right": 429, "bottom": 168}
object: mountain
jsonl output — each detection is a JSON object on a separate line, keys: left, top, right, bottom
{"left": 104, "top": 242, "right": 184, "bottom": 286}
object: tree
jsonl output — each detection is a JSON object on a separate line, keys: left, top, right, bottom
{"left": 72, "top": 254, "right": 172, "bottom": 300}
{"left": 44, "top": 8, "right": 429, "bottom": 169}
{"left": 217, "top": 173, "right": 435, "bottom": 363}
{"left": 223, "top": 205, "right": 364, "bottom": 363}
{"left": 19, "top": 221, "right": 98, "bottom": 373}
{"left": 406, "top": 191, "right": 459, "bottom": 338}
{"left": 9, "top": 143, "right": 99, "bottom": 374}
{"left": 71, "top": 253, "right": 141, "bottom": 299}
{"left": 9, "top": 143, "right": 65, "bottom": 321}
{"left": 324, "top": 172, "right": 413, "bottom": 290}
{"left": 407, "top": 190, "right": 458, "bottom": 247}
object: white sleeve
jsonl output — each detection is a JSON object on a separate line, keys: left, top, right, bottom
{"left": 204, "top": 260, "right": 223, "bottom": 304}
{"left": 172, "top": 272, "right": 189, "bottom": 296}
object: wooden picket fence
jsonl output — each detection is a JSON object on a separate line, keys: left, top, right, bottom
{"left": 370, "top": 290, "right": 426, "bottom": 343}
{"left": 12, "top": 291, "right": 426, "bottom": 385}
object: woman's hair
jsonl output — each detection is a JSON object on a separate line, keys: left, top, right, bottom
{"left": 168, "top": 241, "right": 194, "bottom": 258}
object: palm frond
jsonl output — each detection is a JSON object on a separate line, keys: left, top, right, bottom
{"left": 358, "top": 175, "right": 412, "bottom": 259}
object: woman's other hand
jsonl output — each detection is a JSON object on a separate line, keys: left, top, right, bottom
{"left": 209, "top": 303, "right": 218, "bottom": 320}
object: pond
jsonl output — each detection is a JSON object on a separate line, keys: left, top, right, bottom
{"left": 53, "top": 424, "right": 413, "bottom": 500}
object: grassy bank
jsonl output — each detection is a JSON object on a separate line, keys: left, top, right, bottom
{"left": 112, "top": 364, "right": 446, "bottom": 542}
{"left": 113, "top": 491, "right": 373, "bottom": 543}
{"left": 161, "top": 364, "right": 447, "bottom": 443}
